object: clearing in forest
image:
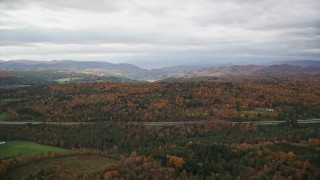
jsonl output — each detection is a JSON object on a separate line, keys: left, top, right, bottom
{"left": 0, "top": 141, "right": 69, "bottom": 159}
{"left": 5, "top": 155, "right": 118, "bottom": 179}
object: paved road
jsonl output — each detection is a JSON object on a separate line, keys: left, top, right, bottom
{"left": 0, "top": 119, "right": 319, "bottom": 126}
{"left": 244, "top": 119, "right": 320, "bottom": 125}
{"left": 0, "top": 121, "right": 92, "bottom": 125}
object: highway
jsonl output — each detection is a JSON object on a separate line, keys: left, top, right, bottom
{"left": 0, "top": 119, "right": 319, "bottom": 126}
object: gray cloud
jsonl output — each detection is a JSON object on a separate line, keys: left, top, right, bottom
{"left": 0, "top": 0, "right": 319, "bottom": 67}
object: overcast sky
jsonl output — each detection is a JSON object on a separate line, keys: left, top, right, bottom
{"left": 0, "top": 0, "right": 319, "bottom": 68}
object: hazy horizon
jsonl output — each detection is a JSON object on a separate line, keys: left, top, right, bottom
{"left": 1, "top": 59, "right": 320, "bottom": 70}
{"left": 0, "top": 0, "right": 319, "bottom": 68}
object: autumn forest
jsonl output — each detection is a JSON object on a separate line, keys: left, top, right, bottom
{"left": 1, "top": 0, "right": 320, "bottom": 178}
{"left": 0, "top": 72, "right": 319, "bottom": 179}
{"left": 1, "top": 78, "right": 320, "bottom": 122}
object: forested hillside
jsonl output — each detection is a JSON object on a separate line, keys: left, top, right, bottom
{"left": 1, "top": 79, "right": 319, "bottom": 122}
{"left": 1, "top": 0, "right": 319, "bottom": 178}
{"left": 1, "top": 75, "right": 320, "bottom": 179}
{"left": 1, "top": 121, "right": 319, "bottom": 179}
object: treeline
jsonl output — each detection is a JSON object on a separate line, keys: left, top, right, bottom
{"left": 26, "top": 153, "right": 183, "bottom": 180}
{"left": 1, "top": 121, "right": 319, "bottom": 179}
{"left": 161, "top": 74, "right": 320, "bottom": 83}
{"left": 1, "top": 81, "right": 320, "bottom": 122}
{"left": 0, "top": 70, "right": 140, "bottom": 87}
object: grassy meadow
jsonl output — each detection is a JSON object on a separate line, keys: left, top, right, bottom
{"left": 0, "top": 141, "right": 69, "bottom": 159}
{"left": 5, "top": 155, "right": 118, "bottom": 179}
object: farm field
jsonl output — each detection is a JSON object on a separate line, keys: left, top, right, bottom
{"left": 0, "top": 112, "right": 9, "bottom": 121}
{"left": 0, "top": 141, "right": 69, "bottom": 159}
{"left": 5, "top": 155, "right": 118, "bottom": 179}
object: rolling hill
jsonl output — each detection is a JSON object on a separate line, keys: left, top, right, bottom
{"left": 271, "top": 60, "right": 320, "bottom": 67}
{"left": 0, "top": 60, "right": 150, "bottom": 80}
{"left": 167, "top": 64, "right": 320, "bottom": 78}
{"left": 0, "top": 60, "right": 319, "bottom": 81}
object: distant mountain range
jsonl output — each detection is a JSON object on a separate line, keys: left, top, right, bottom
{"left": 270, "top": 60, "right": 320, "bottom": 67}
{"left": 169, "top": 64, "right": 320, "bottom": 78}
{"left": 0, "top": 60, "right": 210, "bottom": 81}
{"left": 0, "top": 60, "right": 319, "bottom": 81}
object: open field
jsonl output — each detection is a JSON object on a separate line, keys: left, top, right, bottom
{"left": 0, "top": 112, "right": 9, "bottom": 121}
{"left": 0, "top": 141, "right": 69, "bottom": 159}
{"left": 5, "top": 155, "right": 118, "bottom": 179}
{"left": 55, "top": 77, "right": 71, "bottom": 83}
{"left": 55, "top": 77, "right": 80, "bottom": 83}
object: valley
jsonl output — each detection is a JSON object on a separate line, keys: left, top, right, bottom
{"left": 1, "top": 0, "right": 319, "bottom": 178}
{"left": 0, "top": 60, "right": 319, "bottom": 179}
{"left": 0, "top": 60, "right": 320, "bottom": 85}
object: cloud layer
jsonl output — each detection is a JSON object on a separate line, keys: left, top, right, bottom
{"left": 0, "top": 0, "right": 319, "bottom": 67}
